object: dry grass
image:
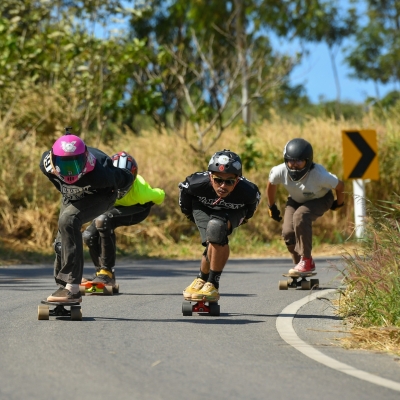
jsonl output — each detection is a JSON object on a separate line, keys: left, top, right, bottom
{"left": 1, "top": 105, "right": 400, "bottom": 261}
{"left": 340, "top": 327, "right": 400, "bottom": 356}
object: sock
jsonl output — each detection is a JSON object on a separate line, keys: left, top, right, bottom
{"left": 65, "top": 283, "right": 79, "bottom": 294}
{"left": 208, "top": 270, "right": 222, "bottom": 289}
{"left": 197, "top": 270, "right": 209, "bottom": 282}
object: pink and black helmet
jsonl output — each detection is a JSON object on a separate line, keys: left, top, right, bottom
{"left": 51, "top": 128, "right": 91, "bottom": 184}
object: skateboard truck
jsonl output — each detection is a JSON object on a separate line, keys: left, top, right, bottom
{"left": 182, "top": 300, "right": 220, "bottom": 316}
{"left": 38, "top": 300, "right": 82, "bottom": 321}
{"left": 279, "top": 272, "right": 319, "bottom": 290}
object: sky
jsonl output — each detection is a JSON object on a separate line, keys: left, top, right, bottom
{"left": 287, "top": 40, "right": 397, "bottom": 104}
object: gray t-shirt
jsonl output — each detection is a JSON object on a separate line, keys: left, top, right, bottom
{"left": 269, "top": 163, "right": 339, "bottom": 203}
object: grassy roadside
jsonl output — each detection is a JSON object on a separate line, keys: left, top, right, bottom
{"left": 335, "top": 197, "right": 400, "bottom": 356}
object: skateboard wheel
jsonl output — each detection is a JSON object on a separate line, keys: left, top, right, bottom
{"left": 79, "top": 285, "right": 86, "bottom": 296}
{"left": 301, "top": 280, "right": 311, "bottom": 290}
{"left": 70, "top": 305, "right": 82, "bottom": 321}
{"left": 113, "top": 284, "right": 119, "bottom": 294}
{"left": 310, "top": 279, "right": 319, "bottom": 288}
{"left": 182, "top": 301, "right": 193, "bottom": 316}
{"left": 278, "top": 280, "right": 288, "bottom": 290}
{"left": 209, "top": 302, "right": 220, "bottom": 316}
{"left": 38, "top": 305, "right": 49, "bottom": 320}
{"left": 103, "top": 285, "right": 114, "bottom": 295}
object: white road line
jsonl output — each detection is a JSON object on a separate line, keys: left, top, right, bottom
{"left": 276, "top": 289, "right": 400, "bottom": 392}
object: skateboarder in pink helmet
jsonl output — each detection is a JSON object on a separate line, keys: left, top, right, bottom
{"left": 40, "top": 128, "right": 134, "bottom": 303}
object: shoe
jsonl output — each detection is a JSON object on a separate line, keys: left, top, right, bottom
{"left": 81, "top": 273, "right": 97, "bottom": 284}
{"left": 91, "top": 269, "right": 115, "bottom": 285}
{"left": 293, "top": 256, "right": 315, "bottom": 273}
{"left": 191, "top": 282, "right": 220, "bottom": 302}
{"left": 183, "top": 278, "right": 205, "bottom": 300}
{"left": 47, "top": 287, "right": 82, "bottom": 303}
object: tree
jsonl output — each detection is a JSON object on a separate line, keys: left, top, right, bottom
{"left": 345, "top": 0, "right": 400, "bottom": 100}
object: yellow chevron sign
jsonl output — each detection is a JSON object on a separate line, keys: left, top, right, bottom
{"left": 342, "top": 130, "right": 379, "bottom": 180}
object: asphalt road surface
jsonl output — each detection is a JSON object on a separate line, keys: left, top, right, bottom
{"left": 1, "top": 257, "right": 399, "bottom": 400}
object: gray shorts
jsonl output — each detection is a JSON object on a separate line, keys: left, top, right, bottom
{"left": 192, "top": 205, "right": 247, "bottom": 246}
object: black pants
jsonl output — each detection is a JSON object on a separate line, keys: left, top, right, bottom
{"left": 82, "top": 202, "right": 153, "bottom": 269}
{"left": 54, "top": 192, "right": 117, "bottom": 285}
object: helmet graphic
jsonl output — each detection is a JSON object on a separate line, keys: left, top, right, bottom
{"left": 111, "top": 151, "right": 138, "bottom": 182}
{"left": 208, "top": 149, "right": 242, "bottom": 176}
{"left": 283, "top": 138, "right": 313, "bottom": 181}
{"left": 51, "top": 132, "right": 87, "bottom": 184}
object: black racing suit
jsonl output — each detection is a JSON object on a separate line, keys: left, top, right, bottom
{"left": 179, "top": 171, "right": 261, "bottom": 245}
{"left": 39, "top": 147, "right": 133, "bottom": 286}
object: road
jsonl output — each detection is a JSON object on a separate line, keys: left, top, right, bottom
{"left": 0, "top": 257, "right": 399, "bottom": 400}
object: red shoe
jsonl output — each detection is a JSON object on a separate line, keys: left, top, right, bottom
{"left": 294, "top": 256, "right": 315, "bottom": 273}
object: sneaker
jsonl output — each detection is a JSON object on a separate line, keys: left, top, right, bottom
{"left": 191, "top": 282, "right": 220, "bottom": 302}
{"left": 293, "top": 256, "right": 315, "bottom": 273}
{"left": 183, "top": 278, "right": 205, "bottom": 300}
{"left": 91, "top": 269, "right": 115, "bottom": 285}
{"left": 47, "top": 287, "right": 82, "bottom": 303}
{"left": 81, "top": 273, "right": 97, "bottom": 284}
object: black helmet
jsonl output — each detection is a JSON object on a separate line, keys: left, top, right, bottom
{"left": 208, "top": 149, "right": 242, "bottom": 176}
{"left": 283, "top": 138, "right": 313, "bottom": 181}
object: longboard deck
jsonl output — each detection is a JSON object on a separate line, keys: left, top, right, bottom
{"left": 282, "top": 272, "right": 317, "bottom": 278}
{"left": 41, "top": 300, "right": 81, "bottom": 306}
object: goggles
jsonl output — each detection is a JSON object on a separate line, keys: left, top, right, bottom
{"left": 211, "top": 175, "right": 237, "bottom": 187}
{"left": 52, "top": 153, "right": 86, "bottom": 177}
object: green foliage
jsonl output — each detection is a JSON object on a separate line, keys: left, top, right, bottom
{"left": 345, "top": 0, "right": 400, "bottom": 86}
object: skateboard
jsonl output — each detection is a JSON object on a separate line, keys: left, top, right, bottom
{"left": 38, "top": 300, "right": 82, "bottom": 321}
{"left": 278, "top": 272, "right": 319, "bottom": 290}
{"left": 182, "top": 299, "right": 220, "bottom": 316}
{"left": 79, "top": 281, "right": 119, "bottom": 295}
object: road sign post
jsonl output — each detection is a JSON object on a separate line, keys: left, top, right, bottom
{"left": 342, "top": 130, "right": 379, "bottom": 239}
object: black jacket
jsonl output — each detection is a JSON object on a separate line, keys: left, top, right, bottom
{"left": 39, "top": 147, "right": 133, "bottom": 204}
{"left": 178, "top": 171, "right": 261, "bottom": 220}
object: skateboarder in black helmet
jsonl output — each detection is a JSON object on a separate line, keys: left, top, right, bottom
{"left": 81, "top": 151, "right": 165, "bottom": 286}
{"left": 179, "top": 149, "right": 261, "bottom": 301}
{"left": 40, "top": 129, "right": 134, "bottom": 303}
{"left": 266, "top": 138, "right": 345, "bottom": 273}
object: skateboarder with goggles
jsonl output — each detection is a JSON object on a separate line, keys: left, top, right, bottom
{"left": 179, "top": 149, "right": 261, "bottom": 302}
{"left": 266, "top": 138, "right": 344, "bottom": 274}
{"left": 40, "top": 128, "right": 133, "bottom": 302}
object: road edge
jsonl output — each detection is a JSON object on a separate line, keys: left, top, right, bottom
{"left": 276, "top": 288, "right": 400, "bottom": 392}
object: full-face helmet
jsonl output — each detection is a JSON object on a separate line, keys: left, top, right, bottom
{"left": 208, "top": 149, "right": 242, "bottom": 176}
{"left": 51, "top": 129, "right": 88, "bottom": 184}
{"left": 283, "top": 138, "right": 313, "bottom": 181}
{"left": 111, "top": 151, "right": 138, "bottom": 182}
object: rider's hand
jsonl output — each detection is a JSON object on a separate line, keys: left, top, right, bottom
{"left": 330, "top": 200, "right": 344, "bottom": 211}
{"left": 268, "top": 203, "right": 282, "bottom": 222}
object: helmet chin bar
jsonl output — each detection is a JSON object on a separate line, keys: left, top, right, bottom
{"left": 286, "top": 164, "right": 310, "bottom": 182}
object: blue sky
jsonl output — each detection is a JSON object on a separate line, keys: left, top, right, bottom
{"left": 287, "top": 39, "right": 397, "bottom": 104}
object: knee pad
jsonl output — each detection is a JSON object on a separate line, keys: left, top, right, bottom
{"left": 206, "top": 215, "right": 228, "bottom": 245}
{"left": 95, "top": 214, "right": 113, "bottom": 236}
{"left": 53, "top": 241, "right": 61, "bottom": 257}
{"left": 82, "top": 229, "right": 99, "bottom": 248}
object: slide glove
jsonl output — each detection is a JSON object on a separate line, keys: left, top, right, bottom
{"left": 268, "top": 204, "right": 282, "bottom": 222}
{"left": 330, "top": 200, "right": 344, "bottom": 211}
